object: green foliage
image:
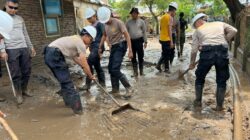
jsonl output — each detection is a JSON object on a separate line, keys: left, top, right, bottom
{"left": 110, "top": 0, "right": 232, "bottom": 22}
{"left": 110, "top": 0, "right": 138, "bottom": 21}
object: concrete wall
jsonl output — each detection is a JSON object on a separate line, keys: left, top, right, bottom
{"left": 73, "top": 1, "right": 102, "bottom": 31}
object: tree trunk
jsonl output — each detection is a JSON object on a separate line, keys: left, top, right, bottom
{"left": 148, "top": 7, "right": 159, "bottom": 35}
{"left": 223, "top": 0, "right": 245, "bottom": 23}
{"left": 146, "top": 1, "right": 159, "bottom": 35}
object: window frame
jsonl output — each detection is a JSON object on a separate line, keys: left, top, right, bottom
{"left": 40, "top": 0, "right": 63, "bottom": 37}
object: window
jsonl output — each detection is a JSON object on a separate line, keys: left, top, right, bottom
{"left": 43, "top": 0, "right": 62, "bottom": 16}
{"left": 45, "top": 17, "right": 60, "bottom": 35}
{"left": 40, "top": 0, "right": 62, "bottom": 37}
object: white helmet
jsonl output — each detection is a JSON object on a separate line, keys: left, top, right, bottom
{"left": 169, "top": 2, "right": 178, "bottom": 10}
{"left": 83, "top": 25, "right": 97, "bottom": 40}
{"left": 97, "top": 7, "right": 111, "bottom": 23}
{"left": 0, "top": 10, "right": 13, "bottom": 39}
{"left": 85, "top": 7, "right": 95, "bottom": 19}
{"left": 192, "top": 13, "right": 207, "bottom": 28}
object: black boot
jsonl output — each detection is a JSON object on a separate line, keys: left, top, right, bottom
{"left": 14, "top": 82, "right": 23, "bottom": 105}
{"left": 120, "top": 74, "right": 133, "bottom": 97}
{"left": 97, "top": 71, "right": 106, "bottom": 87}
{"left": 193, "top": 85, "right": 203, "bottom": 107}
{"left": 133, "top": 64, "right": 138, "bottom": 77}
{"left": 69, "top": 94, "right": 83, "bottom": 114}
{"left": 216, "top": 87, "right": 226, "bottom": 111}
{"left": 79, "top": 77, "right": 91, "bottom": 90}
{"left": 139, "top": 63, "right": 144, "bottom": 76}
{"left": 164, "top": 60, "right": 170, "bottom": 73}
{"left": 110, "top": 76, "right": 120, "bottom": 95}
{"left": 156, "top": 57, "right": 163, "bottom": 72}
{"left": 21, "top": 82, "right": 33, "bottom": 97}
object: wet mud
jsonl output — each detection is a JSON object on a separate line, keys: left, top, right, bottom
{"left": 0, "top": 38, "right": 233, "bottom": 140}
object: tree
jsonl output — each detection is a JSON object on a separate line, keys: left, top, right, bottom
{"left": 223, "top": 0, "right": 245, "bottom": 23}
{"left": 140, "top": 0, "right": 173, "bottom": 35}
{"left": 109, "top": 0, "right": 139, "bottom": 21}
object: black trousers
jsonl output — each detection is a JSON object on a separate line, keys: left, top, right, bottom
{"left": 6, "top": 48, "right": 31, "bottom": 90}
{"left": 195, "top": 45, "right": 230, "bottom": 88}
{"left": 86, "top": 44, "right": 105, "bottom": 85}
{"left": 131, "top": 37, "right": 144, "bottom": 68}
{"left": 158, "top": 41, "right": 171, "bottom": 70}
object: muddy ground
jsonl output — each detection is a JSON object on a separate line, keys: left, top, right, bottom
{"left": 0, "top": 38, "right": 234, "bottom": 140}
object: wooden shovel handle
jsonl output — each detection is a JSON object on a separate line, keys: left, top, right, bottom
{"left": 0, "top": 117, "right": 18, "bottom": 140}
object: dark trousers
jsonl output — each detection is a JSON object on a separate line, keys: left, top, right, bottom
{"left": 6, "top": 48, "right": 31, "bottom": 91}
{"left": 44, "top": 47, "right": 78, "bottom": 97}
{"left": 108, "top": 41, "right": 127, "bottom": 90}
{"left": 169, "top": 34, "right": 176, "bottom": 64}
{"left": 86, "top": 45, "right": 105, "bottom": 85}
{"left": 158, "top": 41, "right": 171, "bottom": 70}
{"left": 179, "top": 32, "right": 186, "bottom": 55}
{"left": 131, "top": 37, "right": 144, "bottom": 68}
{"left": 195, "top": 45, "right": 230, "bottom": 88}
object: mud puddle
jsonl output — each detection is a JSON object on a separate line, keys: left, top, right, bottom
{"left": 0, "top": 38, "right": 233, "bottom": 140}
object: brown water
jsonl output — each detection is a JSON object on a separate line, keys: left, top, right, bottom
{"left": 0, "top": 38, "right": 233, "bottom": 140}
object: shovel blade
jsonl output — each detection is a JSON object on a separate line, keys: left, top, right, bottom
{"left": 111, "top": 103, "right": 140, "bottom": 115}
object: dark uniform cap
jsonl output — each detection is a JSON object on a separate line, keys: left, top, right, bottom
{"left": 129, "top": 7, "right": 139, "bottom": 14}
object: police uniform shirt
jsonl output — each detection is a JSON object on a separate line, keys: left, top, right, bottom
{"left": 49, "top": 35, "right": 86, "bottom": 59}
{"left": 191, "top": 21, "right": 237, "bottom": 54}
{"left": 105, "top": 18, "right": 127, "bottom": 45}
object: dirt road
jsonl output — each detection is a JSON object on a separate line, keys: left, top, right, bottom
{"left": 0, "top": 38, "right": 234, "bottom": 140}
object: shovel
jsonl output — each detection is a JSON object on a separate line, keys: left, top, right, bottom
{"left": 0, "top": 111, "right": 19, "bottom": 140}
{"left": 178, "top": 61, "right": 199, "bottom": 79}
{"left": 94, "top": 80, "right": 142, "bottom": 115}
{"left": 5, "top": 60, "right": 16, "bottom": 97}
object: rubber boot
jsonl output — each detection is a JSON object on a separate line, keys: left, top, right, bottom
{"left": 139, "top": 63, "right": 144, "bottom": 76}
{"left": 21, "top": 83, "right": 33, "bottom": 97}
{"left": 193, "top": 85, "right": 203, "bottom": 108}
{"left": 133, "top": 64, "right": 138, "bottom": 77}
{"left": 69, "top": 94, "right": 83, "bottom": 114}
{"left": 110, "top": 76, "right": 120, "bottom": 97}
{"left": 97, "top": 71, "right": 106, "bottom": 87}
{"left": 216, "top": 87, "right": 226, "bottom": 111}
{"left": 79, "top": 77, "right": 91, "bottom": 91}
{"left": 155, "top": 57, "right": 163, "bottom": 72}
{"left": 164, "top": 60, "right": 170, "bottom": 73}
{"left": 14, "top": 83, "right": 23, "bottom": 105}
{"left": 120, "top": 74, "right": 133, "bottom": 97}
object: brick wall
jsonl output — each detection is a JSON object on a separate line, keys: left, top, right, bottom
{"left": 17, "top": 0, "right": 76, "bottom": 67}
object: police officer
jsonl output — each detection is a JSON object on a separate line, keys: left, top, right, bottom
{"left": 80, "top": 8, "right": 106, "bottom": 90}
{"left": 44, "top": 26, "right": 96, "bottom": 114}
{"left": 126, "top": 7, "right": 147, "bottom": 77}
{"left": 3, "top": 0, "right": 36, "bottom": 104}
{"left": 189, "top": 13, "right": 237, "bottom": 111}
{"left": 97, "top": 7, "right": 133, "bottom": 97}
{"left": 0, "top": 10, "right": 13, "bottom": 102}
